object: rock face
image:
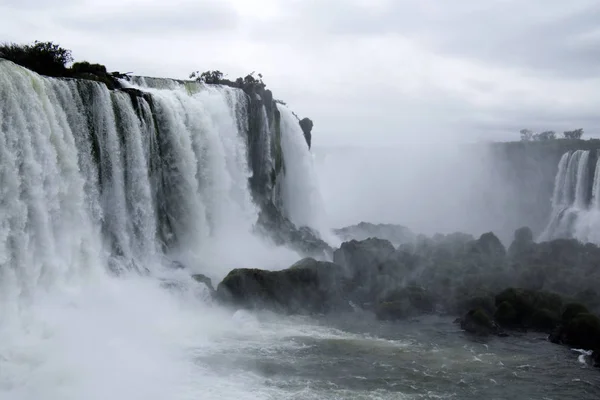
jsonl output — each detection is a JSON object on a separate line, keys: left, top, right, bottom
{"left": 333, "top": 238, "right": 397, "bottom": 304}
{"left": 550, "top": 303, "right": 600, "bottom": 352}
{"left": 192, "top": 273, "right": 215, "bottom": 292}
{"left": 493, "top": 288, "right": 562, "bottom": 332}
{"left": 299, "top": 117, "right": 313, "bottom": 149}
{"left": 375, "top": 286, "right": 435, "bottom": 320}
{"left": 256, "top": 202, "right": 333, "bottom": 259}
{"left": 459, "top": 308, "right": 502, "bottom": 336}
{"left": 507, "top": 226, "right": 534, "bottom": 258}
{"left": 216, "top": 258, "right": 348, "bottom": 314}
{"left": 334, "top": 222, "right": 416, "bottom": 246}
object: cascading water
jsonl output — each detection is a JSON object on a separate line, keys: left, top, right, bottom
{"left": 541, "top": 149, "right": 600, "bottom": 244}
{"left": 277, "top": 104, "right": 338, "bottom": 245}
{"left": 0, "top": 59, "right": 329, "bottom": 399}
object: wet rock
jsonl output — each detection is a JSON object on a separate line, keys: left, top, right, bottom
{"left": 494, "top": 301, "right": 519, "bottom": 328}
{"left": 493, "top": 288, "right": 563, "bottom": 332}
{"left": 561, "top": 303, "right": 589, "bottom": 324}
{"left": 192, "top": 273, "right": 215, "bottom": 292}
{"left": 460, "top": 308, "right": 501, "bottom": 336}
{"left": 333, "top": 238, "right": 398, "bottom": 306}
{"left": 375, "top": 286, "right": 435, "bottom": 320}
{"left": 560, "top": 313, "right": 600, "bottom": 350}
{"left": 216, "top": 258, "right": 348, "bottom": 314}
{"left": 299, "top": 117, "right": 313, "bottom": 149}
{"left": 507, "top": 226, "right": 534, "bottom": 258}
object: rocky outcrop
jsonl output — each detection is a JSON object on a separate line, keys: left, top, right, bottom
{"left": 255, "top": 202, "right": 333, "bottom": 259}
{"left": 459, "top": 308, "right": 504, "bottom": 336}
{"left": 375, "top": 286, "right": 435, "bottom": 320}
{"left": 550, "top": 303, "right": 600, "bottom": 352}
{"left": 493, "top": 288, "right": 563, "bottom": 332}
{"left": 333, "top": 238, "right": 397, "bottom": 305}
{"left": 299, "top": 117, "right": 313, "bottom": 149}
{"left": 334, "top": 222, "right": 416, "bottom": 246}
{"left": 216, "top": 258, "right": 349, "bottom": 314}
{"left": 192, "top": 273, "right": 215, "bottom": 292}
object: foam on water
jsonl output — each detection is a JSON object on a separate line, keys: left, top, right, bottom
{"left": 0, "top": 60, "right": 325, "bottom": 399}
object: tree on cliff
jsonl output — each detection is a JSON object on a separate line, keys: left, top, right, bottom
{"left": 520, "top": 129, "right": 535, "bottom": 141}
{"left": 0, "top": 41, "right": 73, "bottom": 77}
{"left": 564, "top": 129, "right": 584, "bottom": 139}
{"left": 537, "top": 131, "right": 556, "bottom": 140}
{"left": 520, "top": 129, "right": 560, "bottom": 141}
{"left": 189, "top": 70, "right": 224, "bottom": 84}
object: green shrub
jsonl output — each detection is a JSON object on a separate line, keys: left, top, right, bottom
{"left": 0, "top": 40, "right": 72, "bottom": 77}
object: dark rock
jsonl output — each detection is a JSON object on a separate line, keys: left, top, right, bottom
{"left": 592, "top": 350, "right": 600, "bottom": 367}
{"left": 299, "top": 117, "right": 313, "bottom": 149}
{"left": 192, "top": 274, "right": 215, "bottom": 292}
{"left": 216, "top": 258, "right": 348, "bottom": 314}
{"left": 460, "top": 308, "right": 500, "bottom": 336}
{"left": 562, "top": 303, "right": 589, "bottom": 324}
{"left": 455, "top": 293, "right": 496, "bottom": 316}
{"left": 333, "top": 238, "right": 397, "bottom": 305}
{"left": 493, "top": 288, "right": 563, "bottom": 331}
{"left": 561, "top": 313, "right": 600, "bottom": 350}
{"left": 530, "top": 308, "right": 561, "bottom": 333}
{"left": 508, "top": 226, "right": 535, "bottom": 258}
{"left": 333, "top": 238, "right": 395, "bottom": 277}
{"left": 471, "top": 232, "right": 506, "bottom": 261}
{"left": 494, "top": 301, "right": 519, "bottom": 328}
{"left": 256, "top": 201, "right": 332, "bottom": 259}
{"left": 375, "top": 286, "right": 435, "bottom": 320}
{"left": 334, "top": 222, "right": 416, "bottom": 246}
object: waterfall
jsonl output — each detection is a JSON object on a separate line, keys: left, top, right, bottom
{"left": 277, "top": 104, "right": 338, "bottom": 245}
{"left": 591, "top": 150, "right": 600, "bottom": 209}
{"left": 0, "top": 60, "right": 330, "bottom": 398}
{"left": 541, "top": 149, "right": 600, "bottom": 243}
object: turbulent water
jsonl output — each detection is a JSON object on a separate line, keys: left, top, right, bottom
{"left": 1, "top": 59, "right": 598, "bottom": 399}
{"left": 541, "top": 149, "right": 600, "bottom": 244}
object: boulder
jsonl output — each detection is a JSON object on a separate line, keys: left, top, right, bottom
{"left": 334, "top": 238, "right": 396, "bottom": 274}
{"left": 561, "top": 303, "right": 589, "bottom": 324}
{"left": 494, "top": 301, "right": 519, "bottom": 328}
{"left": 333, "top": 238, "right": 397, "bottom": 305}
{"left": 508, "top": 226, "right": 534, "bottom": 258}
{"left": 560, "top": 313, "right": 600, "bottom": 350}
{"left": 374, "top": 286, "right": 435, "bottom": 320}
{"left": 460, "top": 308, "right": 501, "bottom": 336}
{"left": 333, "top": 222, "right": 415, "bottom": 246}
{"left": 592, "top": 350, "right": 600, "bottom": 367}
{"left": 473, "top": 232, "right": 506, "bottom": 260}
{"left": 299, "top": 117, "right": 313, "bottom": 149}
{"left": 453, "top": 290, "right": 496, "bottom": 315}
{"left": 493, "top": 288, "right": 563, "bottom": 332}
{"left": 216, "top": 258, "right": 348, "bottom": 314}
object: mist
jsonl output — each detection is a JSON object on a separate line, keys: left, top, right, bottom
{"left": 314, "top": 141, "right": 531, "bottom": 242}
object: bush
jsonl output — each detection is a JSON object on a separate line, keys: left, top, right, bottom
{"left": 71, "top": 61, "right": 107, "bottom": 76}
{"left": 0, "top": 40, "right": 72, "bottom": 77}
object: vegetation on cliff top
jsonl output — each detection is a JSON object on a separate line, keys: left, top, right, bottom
{"left": 519, "top": 128, "right": 585, "bottom": 141}
{"left": 0, "top": 40, "right": 314, "bottom": 148}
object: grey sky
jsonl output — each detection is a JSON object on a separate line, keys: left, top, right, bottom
{"left": 1, "top": 0, "right": 599, "bottom": 146}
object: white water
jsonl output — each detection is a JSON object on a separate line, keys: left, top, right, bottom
{"left": 0, "top": 60, "right": 331, "bottom": 399}
{"left": 540, "top": 149, "right": 600, "bottom": 244}
{"left": 277, "top": 105, "right": 339, "bottom": 245}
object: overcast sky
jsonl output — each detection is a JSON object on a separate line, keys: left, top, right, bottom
{"left": 1, "top": 0, "right": 599, "bottom": 146}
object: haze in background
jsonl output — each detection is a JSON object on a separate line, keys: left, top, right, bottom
{"left": 1, "top": 0, "right": 599, "bottom": 146}
{"left": 314, "top": 142, "right": 525, "bottom": 240}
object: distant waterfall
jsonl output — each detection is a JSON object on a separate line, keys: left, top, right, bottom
{"left": 541, "top": 149, "right": 600, "bottom": 243}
